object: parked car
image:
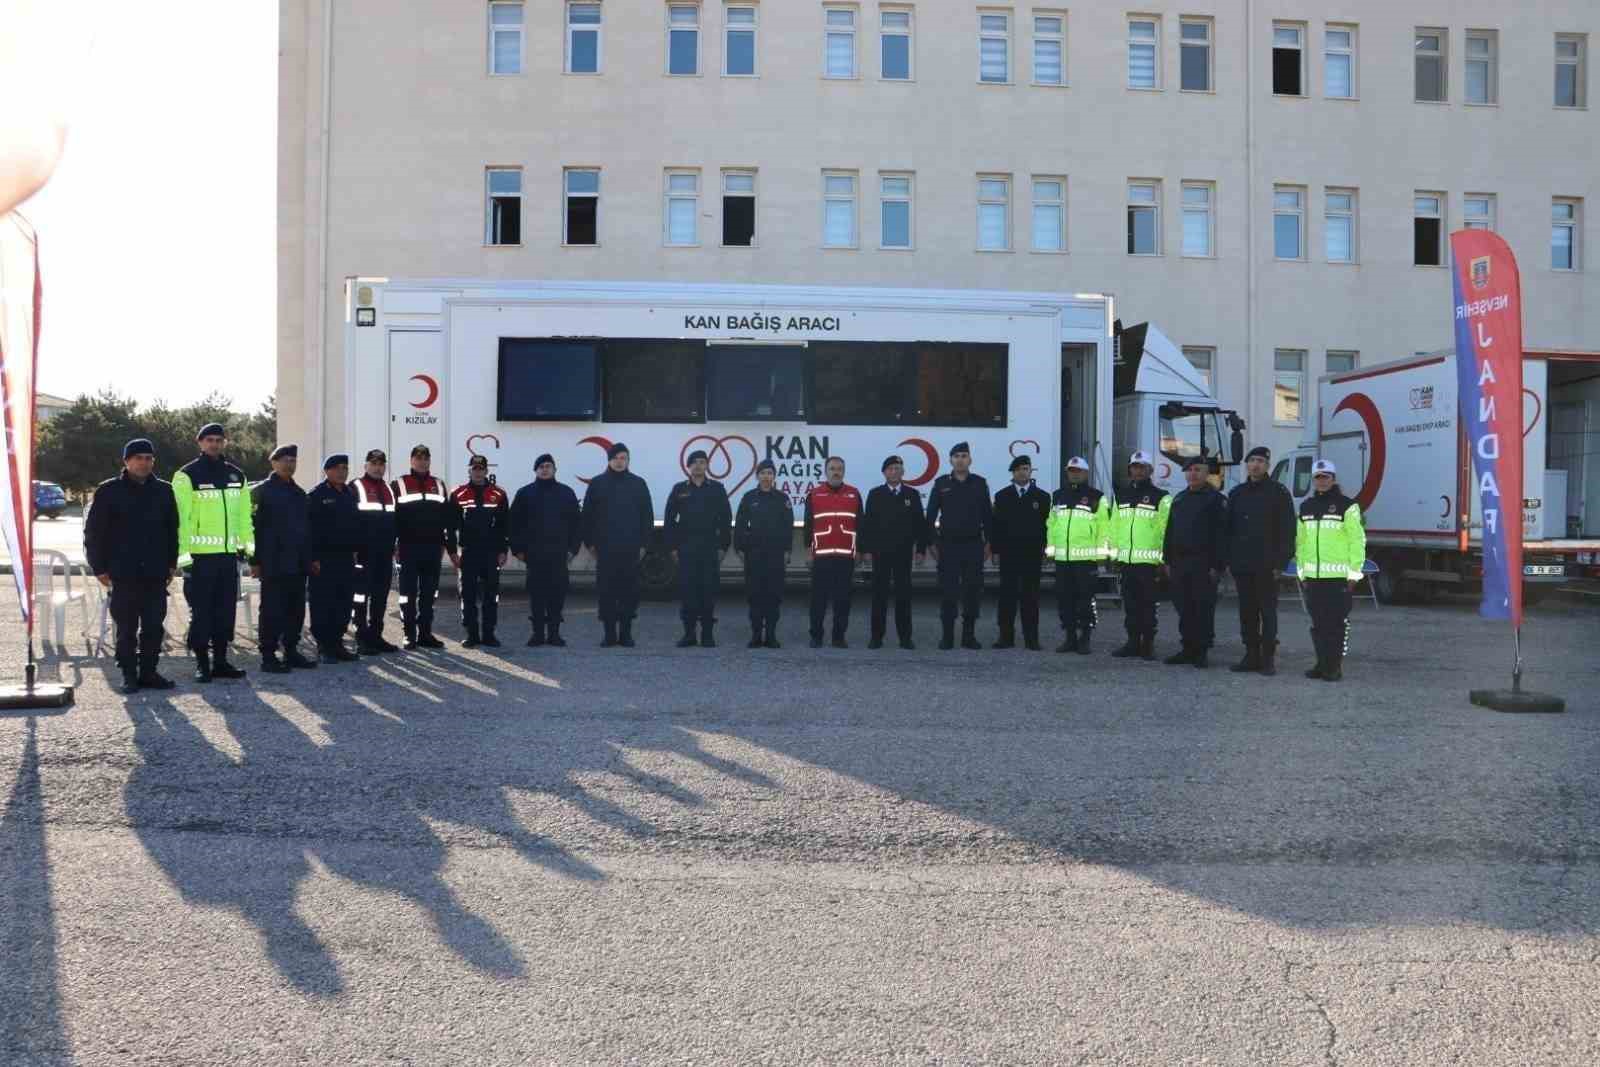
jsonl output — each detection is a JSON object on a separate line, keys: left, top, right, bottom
{"left": 33, "top": 480, "right": 68, "bottom": 519}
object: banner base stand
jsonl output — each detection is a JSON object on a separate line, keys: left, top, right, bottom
{"left": 1470, "top": 689, "right": 1564, "bottom": 714}
{"left": 0, "top": 681, "right": 73, "bottom": 710}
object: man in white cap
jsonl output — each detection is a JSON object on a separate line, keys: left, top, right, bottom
{"left": 1046, "top": 456, "right": 1111, "bottom": 654}
{"left": 1109, "top": 450, "right": 1170, "bottom": 660}
{"left": 1295, "top": 459, "right": 1366, "bottom": 682}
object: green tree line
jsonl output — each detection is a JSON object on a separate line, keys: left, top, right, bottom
{"left": 37, "top": 391, "right": 277, "bottom": 499}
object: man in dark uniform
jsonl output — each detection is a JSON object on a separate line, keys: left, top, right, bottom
{"left": 581, "top": 442, "right": 655, "bottom": 647}
{"left": 249, "top": 445, "right": 317, "bottom": 674}
{"left": 509, "top": 453, "right": 581, "bottom": 647}
{"left": 803, "top": 456, "right": 862, "bottom": 648}
{"left": 733, "top": 458, "right": 791, "bottom": 648}
{"left": 665, "top": 448, "right": 733, "bottom": 648}
{"left": 448, "top": 454, "right": 510, "bottom": 648}
{"left": 925, "top": 441, "right": 992, "bottom": 650}
{"left": 860, "top": 454, "right": 925, "bottom": 650}
{"left": 990, "top": 455, "right": 1051, "bottom": 650}
{"left": 1162, "top": 456, "right": 1229, "bottom": 668}
{"left": 308, "top": 453, "right": 363, "bottom": 662}
{"left": 1226, "top": 445, "right": 1297, "bottom": 676}
{"left": 391, "top": 444, "right": 451, "bottom": 650}
{"left": 84, "top": 438, "right": 179, "bottom": 692}
{"left": 352, "top": 449, "right": 399, "bottom": 654}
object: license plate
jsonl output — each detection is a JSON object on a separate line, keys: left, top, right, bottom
{"left": 1523, "top": 565, "right": 1564, "bottom": 576}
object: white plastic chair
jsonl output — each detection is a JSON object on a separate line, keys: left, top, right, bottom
{"left": 238, "top": 570, "right": 260, "bottom": 642}
{"left": 31, "top": 549, "right": 92, "bottom": 651}
{"left": 1285, "top": 559, "right": 1381, "bottom": 612}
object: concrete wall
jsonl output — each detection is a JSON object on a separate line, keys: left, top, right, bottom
{"left": 279, "top": 0, "right": 1600, "bottom": 464}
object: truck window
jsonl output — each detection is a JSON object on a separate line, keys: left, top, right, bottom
{"left": 914, "top": 343, "right": 1007, "bottom": 427}
{"left": 1271, "top": 459, "right": 1290, "bottom": 488}
{"left": 1293, "top": 455, "right": 1313, "bottom": 496}
{"left": 707, "top": 345, "right": 807, "bottom": 420}
{"left": 497, "top": 340, "right": 599, "bottom": 420}
{"left": 1158, "top": 408, "right": 1223, "bottom": 466}
{"left": 810, "top": 342, "right": 915, "bottom": 424}
{"left": 603, "top": 340, "right": 705, "bottom": 422}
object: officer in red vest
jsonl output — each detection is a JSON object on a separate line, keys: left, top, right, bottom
{"left": 351, "top": 448, "right": 399, "bottom": 653}
{"left": 390, "top": 444, "right": 453, "bottom": 649}
{"left": 448, "top": 454, "right": 511, "bottom": 647}
{"left": 803, "top": 456, "right": 862, "bottom": 648}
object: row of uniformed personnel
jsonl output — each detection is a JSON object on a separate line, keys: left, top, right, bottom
{"left": 84, "top": 428, "right": 1365, "bottom": 693}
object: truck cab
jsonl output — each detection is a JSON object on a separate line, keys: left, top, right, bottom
{"left": 1108, "top": 322, "right": 1245, "bottom": 494}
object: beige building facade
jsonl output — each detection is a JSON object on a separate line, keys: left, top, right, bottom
{"left": 279, "top": 0, "right": 1598, "bottom": 465}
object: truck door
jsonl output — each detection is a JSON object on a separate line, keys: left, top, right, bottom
{"left": 1060, "top": 344, "right": 1097, "bottom": 482}
{"left": 388, "top": 330, "right": 446, "bottom": 474}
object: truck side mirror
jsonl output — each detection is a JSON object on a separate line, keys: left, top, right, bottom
{"left": 1230, "top": 429, "right": 1245, "bottom": 464}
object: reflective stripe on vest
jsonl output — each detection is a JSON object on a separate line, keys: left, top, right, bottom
{"left": 354, "top": 479, "right": 393, "bottom": 512}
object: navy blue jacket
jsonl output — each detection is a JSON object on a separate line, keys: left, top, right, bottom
{"left": 509, "top": 478, "right": 582, "bottom": 557}
{"left": 308, "top": 480, "right": 363, "bottom": 565}
{"left": 580, "top": 468, "right": 655, "bottom": 554}
{"left": 84, "top": 471, "right": 179, "bottom": 580}
{"left": 249, "top": 475, "right": 312, "bottom": 577}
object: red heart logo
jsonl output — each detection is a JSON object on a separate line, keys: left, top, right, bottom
{"left": 1008, "top": 439, "right": 1041, "bottom": 456}
{"left": 682, "top": 434, "right": 759, "bottom": 494}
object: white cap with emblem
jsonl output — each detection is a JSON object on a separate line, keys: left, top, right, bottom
{"left": 1312, "top": 459, "right": 1337, "bottom": 476}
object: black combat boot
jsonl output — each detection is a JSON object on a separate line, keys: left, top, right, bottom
{"left": 1259, "top": 642, "right": 1278, "bottom": 676}
{"left": 939, "top": 619, "right": 956, "bottom": 650}
{"left": 1192, "top": 647, "right": 1209, "bottom": 669}
{"left": 1076, "top": 628, "right": 1092, "bottom": 655}
{"left": 601, "top": 620, "right": 618, "bottom": 647}
{"left": 1055, "top": 630, "right": 1078, "bottom": 654}
{"left": 992, "top": 623, "right": 1015, "bottom": 650}
{"left": 546, "top": 623, "right": 566, "bottom": 647}
{"left": 1321, "top": 654, "right": 1342, "bottom": 682}
{"left": 417, "top": 630, "right": 445, "bottom": 650}
{"left": 748, "top": 622, "right": 764, "bottom": 649}
{"left": 120, "top": 667, "right": 141, "bottom": 694}
{"left": 763, "top": 623, "right": 781, "bottom": 649}
{"left": 1110, "top": 636, "right": 1138, "bottom": 658}
{"left": 1230, "top": 645, "right": 1260, "bottom": 673}
{"left": 1164, "top": 646, "right": 1193, "bottom": 665}
{"left": 191, "top": 649, "right": 212, "bottom": 683}
{"left": 868, "top": 631, "right": 884, "bottom": 650}
{"left": 138, "top": 669, "right": 175, "bottom": 689}
{"left": 1022, "top": 624, "right": 1042, "bottom": 651}
{"left": 830, "top": 630, "right": 848, "bottom": 649}
{"left": 618, "top": 619, "right": 635, "bottom": 647}
{"left": 210, "top": 644, "right": 246, "bottom": 679}
{"left": 527, "top": 624, "right": 546, "bottom": 648}
{"left": 462, "top": 629, "right": 482, "bottom": 649}
{"left": 960, "top": 620, "right": 981, "bottom": 651}
{"left": 700, "top": 621, "right": 717, "bottom": 648}
{"left": 676, "top": 621, "right": 699, "bottom": 648}
{"left": 261, "top": 651, "right": 292, "bottom": 674}
{"left": 284, "top": 646, "right": 318, "bottom": 670}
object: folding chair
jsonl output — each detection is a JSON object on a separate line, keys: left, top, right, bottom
{"left": 1285, "top": 559, "right": 1381, "bottom": 612}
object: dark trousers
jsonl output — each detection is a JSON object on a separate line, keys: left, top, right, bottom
{"left": 397, "top": 553, "right": 442, "bottom": 636}
{"left": 1170, "top": 561, "right": 1219, "bottom": 652}
{"left": 1305, "top": 580, "right": 1353, "bottom": 667}
{"left": 744, "top": 548, "right": 785, "bottom": 629}
{"left": 525, "top": 551, "right": 570, "bottom": 627}
{"left": 258, "top": 573, "right": 306, "bottom": 654}
{"left": 1055, "top": 562, "right": 1099, "bottom": 633}
{"left": 183, "top": 553, "right": 239, "bottom": 653}
{"left": 309, "top": 558, "right": 356, "bottom": 647}
{"left": 353, "top": 552, "right": 393, "bottom": 639}
{"left": 1120, "top": 565, "right": 1159, "bottom": 639}
{"left": 458, "top": 551, "right": 501, "bottom": 636}
{"left": 1235, "top": 569, "right": 1281, "bottom": 648}
{"left": 869, "top": 549, "right": 914, "bottom": 640}
{"left": 595, "top": 548, "right": 641, "bottom": 623}
{"left": 110, "top": 576, "right": 167, "bottom": 674}
{"left": 937, "top": 539, "right": 984, "bottom": 623}
{"left": 996, "top": 549, "right": 1043, "bottom": 638}
{"left": 810, "top": 556, "right": 854, "bottom": 638}
{"left": 677, "top": 543, "right": 721, "bottom": 624}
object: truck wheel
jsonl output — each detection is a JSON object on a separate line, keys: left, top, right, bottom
{"left": 639, "top": 547, "right": 677, "bottom": 598}
{"left": 1370, "top": 568, "right": 1401, "bottom": 605}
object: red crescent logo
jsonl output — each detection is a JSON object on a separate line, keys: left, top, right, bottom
{"left": 1008, "top": 439, "right": 1041, "bottom": 457}
{"left": 898, "top": 438, "right": 940, "bottom": 487}
{"left": 681, "top": 434, "right": 759, "bottom": 495}
{"left": 575, "top": 435, "right": 613, "bottom": 485}
{"left": 409, "top": 374, "right": 439, "bottom": 409}
{"left": 1331, "top": 392, "right": 1386, "bottom": 513}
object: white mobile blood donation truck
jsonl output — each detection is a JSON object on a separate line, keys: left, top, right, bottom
{"left": 344, "top": 279, "right": 1243, "bottom": 588}
{"left": 1277, "top": 350, "right": 1600, "bottom": 604}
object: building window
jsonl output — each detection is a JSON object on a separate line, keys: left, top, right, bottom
{"left": 1415, "top": 28, "right": 1446, "bottom": 102}
{"left": 880, "top": 173, "right": 913, "bottom": 248}
{"left": 1031, "top": 177, "right": 1065, "bottom": 251}
{"left": 978, "top": 176, "right": 1011, "bottom": 250}
{"left": 667, "top": 5, "right": 700, "bottom": 75}
{"left": 724, "top": 5, "right": 757, "bottom": 75}
{"left": 1552, "top": 199, "right": 1581, "bottom": 271}
{"left": 1324, "top": 188, "right": 1356, "bottom": 263}
{"left": 1273, "top": 186, "right": 1304, "bottom": 260}
{"left": 1274, "top": 349, "right": 1305, "bottom": 425}
{"left": 980, "top": 12, "right": 1010, "bottom": 83}
{"left": 664, "top": 170, "right": 699, "bottom": 246}
{"left": 823, "top": 171, "right": 857, "bottom": 248}
{"left": 566, "top": 3, "right": 602, "bottom": 73}
{"left": 1556, "top": 34, "right": 1587, "bottom": 108}
{"left": 722, "top": 169, "right": 756, "bottom": 245}
{"left": 1465, "top": 30, "right": 1497, "bottom": 104}
{"left": 1182, "top": 346, "right": 1214, "bottom": 390}
{"left": 1180, "top": 181, "right": 1213, "bottom": 257}
{"left": 880, "top": 9, "right": 911, "bottom": 79}
{"left": 1128, "top": 17, "right": 1159, "bottom": 89}
{"left": 1326, "top": 350, "right": 1359, "bottom": 375}
{"left": 825, "top": 7, "right": 857, "bottom": 77}
{"left": 1324, "top": 24, "right": 1355, "bottom": 97}
{"left": 1272, "top": 23, "right": 1304, "bottom": 96}
{"left": 1180, "top": 17, "right": 1212, "bottom": 91}
{"left": 486, "top": 168, "right": 522, "bottom": 245}
{"left": 563, "top": 168, "right": 599, "bottom": 244}
{"left": 1033, "top": 14, "right": 1064, "bottom": 85}
{"left": 1126, "top": 180, "right": 1160, "bottom": 255}
{"left": 1464, "top": 193, "right": 1495, "bottom": 231}
{"left": 1414, "top": 193, "right": 1444, "bottom": 266}
{"left": 489, "top": 2, "right": 524, "bottom": 75}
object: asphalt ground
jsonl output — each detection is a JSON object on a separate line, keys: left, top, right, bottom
{"left": 2, "top": 583, "right": 1598, "bottom": 1066}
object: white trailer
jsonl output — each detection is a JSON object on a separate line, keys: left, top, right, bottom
{"left": 342, "top": 279, "right": 1241, "bottom": 587}
{"left": 1277, "top": 350, "right": 1600, "bottom": 603}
